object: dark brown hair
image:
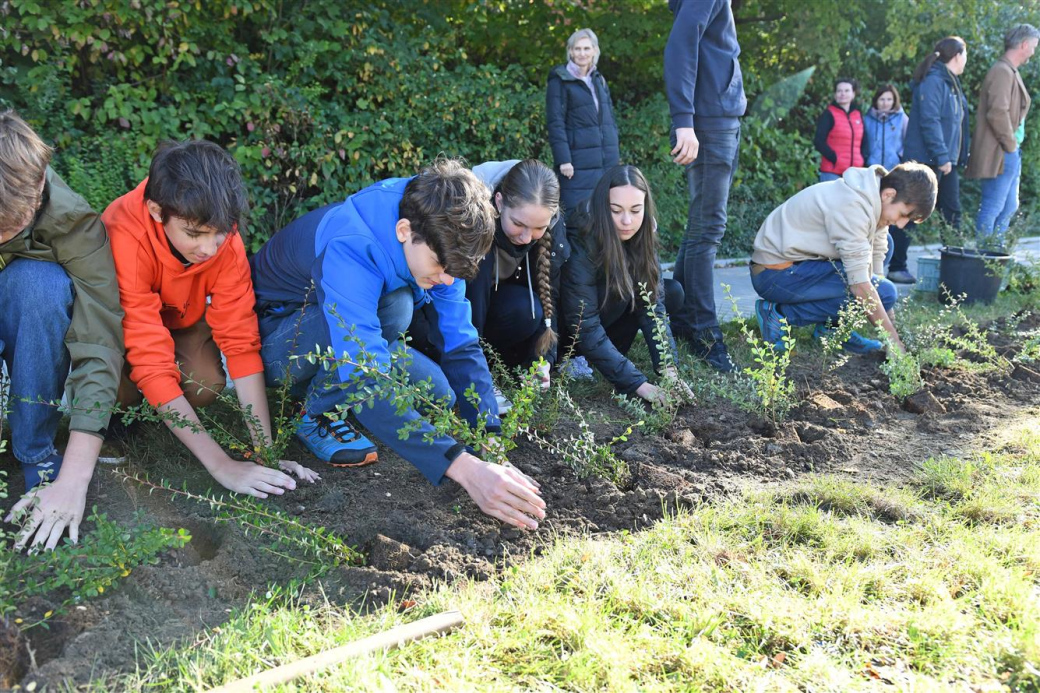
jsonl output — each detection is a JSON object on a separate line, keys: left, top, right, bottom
{"left": 399, "top": 157, "right": 495, "bottom": 281}
{"left": 834, "top": 77, "right": 860, "bottom": 94}
{"left": 496, "top": 159, "right": 561, "bottom": 356}
{"left": 144, "top": 139, "right": 248, "bottom": 236}
{"left": 881, "top": 162, "right": 938, "bottom": 222}
{"left": 912, "top": 36, "right": 966, "bottom": 84}
{"left": 871, "top": 83, "right": 902, "bottom": 111}
{"left": 0, "top": 109, "right": 53, "bottom": 233}
{"left": 581, "top": 165, "right": 660, "bottom": 311}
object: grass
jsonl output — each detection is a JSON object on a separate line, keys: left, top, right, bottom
{"left": 82, "top": 417, "right": 1040, "bottom": 692}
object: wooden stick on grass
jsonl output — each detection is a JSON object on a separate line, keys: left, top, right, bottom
{"left": 206, "top": 610, "right": 465, "bottom": 692}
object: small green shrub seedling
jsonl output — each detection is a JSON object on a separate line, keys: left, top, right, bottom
{"left": 723, "top": 284, "right": 795, "bottom": 424}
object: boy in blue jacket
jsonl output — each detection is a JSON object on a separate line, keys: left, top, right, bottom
{"left": 250, "top": 158, "right": 546, "bottom": 529}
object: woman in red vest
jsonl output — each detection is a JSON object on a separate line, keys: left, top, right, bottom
{"left": 814, "top": 77, "right": 870, "bottom": 182}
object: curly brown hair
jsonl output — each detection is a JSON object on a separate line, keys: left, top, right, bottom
{"left": 399, "top": 157, "right": 496, "bottom": 281}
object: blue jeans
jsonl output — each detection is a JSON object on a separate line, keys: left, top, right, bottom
{"left": 975, "top": 148, "right": 1021, "bottom": 248}
{"left": 818, "top": 171, "right": 840, "bottom": 182}
{"left": 751, "top": 260, "right": 898, "bottom": 326}
{"left": 672, "top": 126, "right": 741, "bottom": 334}
{"left": 0, "top": 259, "right": 74, "bottom": 465}
{"left": 258, "top": 287, "right": 453, "bottom": 417}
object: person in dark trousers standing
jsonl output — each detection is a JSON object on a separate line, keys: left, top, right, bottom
{"left": 664, "top": 0, "right": 747, "bottom": 373}
{"left": 814, "top": 78, "right": 870, "bottom": 183}
{"left": 545, "top": 28, "right": 620, "bottom": 211}
{"left": 901, "top": 36, "right": 970, "bottom": 283}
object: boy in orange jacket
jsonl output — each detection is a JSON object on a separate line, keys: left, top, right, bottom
{"left": 102, "top": 140, "right": 316, "bottom": 497}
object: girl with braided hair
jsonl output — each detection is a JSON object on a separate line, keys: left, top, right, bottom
{"left": 465, "top": 160, "right": 570, "bottom": 408}
{"left": 561, "top": 165, "right": 686, "bottom": 405}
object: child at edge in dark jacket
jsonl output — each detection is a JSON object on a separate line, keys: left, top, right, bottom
{"left": 250, "top": 158, "right": 546, "bottom": 530}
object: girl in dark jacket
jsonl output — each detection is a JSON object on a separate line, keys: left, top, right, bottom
{"left": 545, "top": 28, "right": 620, "bottom": 210}
{"left": 561, "top": 165, "right": 686, "bottom": 405}
{"left": 465, "top": 160, "right": 565, "bottom": 396}
{"left": 814, "top": 77, "right": 869, "bottom": 182}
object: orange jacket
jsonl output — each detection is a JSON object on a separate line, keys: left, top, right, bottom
{"left": 102, "top": 180, "right": 263, "bottom": 406}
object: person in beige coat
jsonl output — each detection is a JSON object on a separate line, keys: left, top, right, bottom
{"left": 749, "top": 164, "right": 937, "bottom": 357}
{"left": 967, "top": 24, "right": 1039, "bottom": 247}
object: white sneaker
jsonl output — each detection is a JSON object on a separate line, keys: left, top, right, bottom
{"left": 494, "top": 387, "right": 513, "bottom": 415}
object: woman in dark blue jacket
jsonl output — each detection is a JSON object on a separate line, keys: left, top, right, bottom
{"left": 545, "top": 28, "right": 620, "bottom": 211}
{"left": 903, "top": 36, "right": 970, "bottom": 241}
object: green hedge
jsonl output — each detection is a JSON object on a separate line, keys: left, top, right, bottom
{"left": 2, "top": 0, "right": 1035, "bottom": 259}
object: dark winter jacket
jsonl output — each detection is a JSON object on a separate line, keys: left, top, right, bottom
{"left": 561, "top": 203, "right": 673, "bottom": 395}
{"left": 863, "top": 107, "right": 907, "bottom": 170}
{"left": 545, "top": 65, "right": 620, "bottom": 210}
{"left": 814, "top": 103, "right": 868, "bottom": 175}
{"left": 663, "top": 0, "right": 747, "bottom": 131}
{"left": 903, "top": 62, "right": 970, "bottom": 168}
{"left": 467, "top": 160, "right": 571, "bottom": 367}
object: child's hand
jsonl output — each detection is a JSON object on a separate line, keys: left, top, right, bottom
{"left": 278, "top": 459, "right": 321, "bottom": 483}
{"left": 210, "top": 458, "right": 297, "bottom": 498}
{"left": 536, "top": 362, "right": 551, "bottom": 390}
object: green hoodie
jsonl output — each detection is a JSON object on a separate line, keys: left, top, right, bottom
{"left": 0, "top": 168, "right": 123, "bottom": 435}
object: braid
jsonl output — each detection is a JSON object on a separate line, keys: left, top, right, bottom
{"left": 533, "top": 233, "right": 558, "bottom": 356}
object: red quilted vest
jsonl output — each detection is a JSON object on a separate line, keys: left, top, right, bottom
{"left": 820, "top": 104, "right": 865, "bottom": 175}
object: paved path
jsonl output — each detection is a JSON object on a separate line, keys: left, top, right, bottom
{"left": 668, "top": 236, "right": 1040, "bottom": 320}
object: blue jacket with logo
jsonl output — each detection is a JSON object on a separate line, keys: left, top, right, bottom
{"left": 250, "top": 178, "right": 500, "bottom": 485}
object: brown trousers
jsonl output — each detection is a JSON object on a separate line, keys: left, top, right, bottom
{"left": 117, "top": 320, "right": 227, "bottom": 409}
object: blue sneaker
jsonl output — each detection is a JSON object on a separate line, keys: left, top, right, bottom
{"left": 754, "top": 299, "right": 787, "bottom": 351}
{"left": 813, "top": 325, "right": 884, "bottom": 355}
{"left": 22, "top": 452, "right": 63, "bottom": 491}
{"left": 296, "top": 413, "right": 378, "bottom": 467}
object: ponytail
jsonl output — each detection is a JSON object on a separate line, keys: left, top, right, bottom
{"left": 912, "top": 36, "right": 965, "bottom": 83}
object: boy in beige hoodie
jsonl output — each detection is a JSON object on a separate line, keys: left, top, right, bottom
{"left": 750, "top": 163, "right": 937, "bottom": 354}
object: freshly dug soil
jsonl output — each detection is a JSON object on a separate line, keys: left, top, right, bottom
{"left": 4, "top": 312, "right": 1040, "bottom": 688}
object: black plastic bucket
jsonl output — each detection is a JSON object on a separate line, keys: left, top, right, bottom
{"left": 938, "top": 246, "right": 1012, "bottom": 305}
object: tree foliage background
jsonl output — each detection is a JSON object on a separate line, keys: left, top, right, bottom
{"left": 1, "top": 0, "right": 1037, "bottom": 257}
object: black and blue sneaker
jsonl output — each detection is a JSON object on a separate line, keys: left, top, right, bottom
{"left": 754, "top": 299, "right": 788, "bottom": 352}
{"left": 296, "top": 413, "right": 378, "bottom": 467}
{"left": 812, "top": 325, "right": 884, "bottom": 355}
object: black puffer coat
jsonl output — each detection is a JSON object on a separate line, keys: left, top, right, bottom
{"left": 545, "top": 64, "right": 620, "bottom": 210}
{"left": 560, "top": 205, "right": 673, "bottom": 395}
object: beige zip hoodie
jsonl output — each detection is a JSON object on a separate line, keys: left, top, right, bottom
{"left": 751, "top": 165, "right": 889, "bottom": 286}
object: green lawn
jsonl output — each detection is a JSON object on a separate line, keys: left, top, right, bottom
{"left": 87, "top": 414, "right": 1040, "bottom": 692}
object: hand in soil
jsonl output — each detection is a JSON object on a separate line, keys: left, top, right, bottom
{"left": 664, "top": 367, "right": 695, "bottom": 402}
{"left": 6, "top": 476, "right": 87, "bottom": 551}
{"left": 209, "top": 458, "right": 298, "bottom": 498}
{"left": 445, "top": 452, "right": 546, "bottom": 530}
{"left": 277, "top": 459, "right": 321, "bottom": 483}
{"left": 635, "top": 382, "right": 667, "bottom": 406}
